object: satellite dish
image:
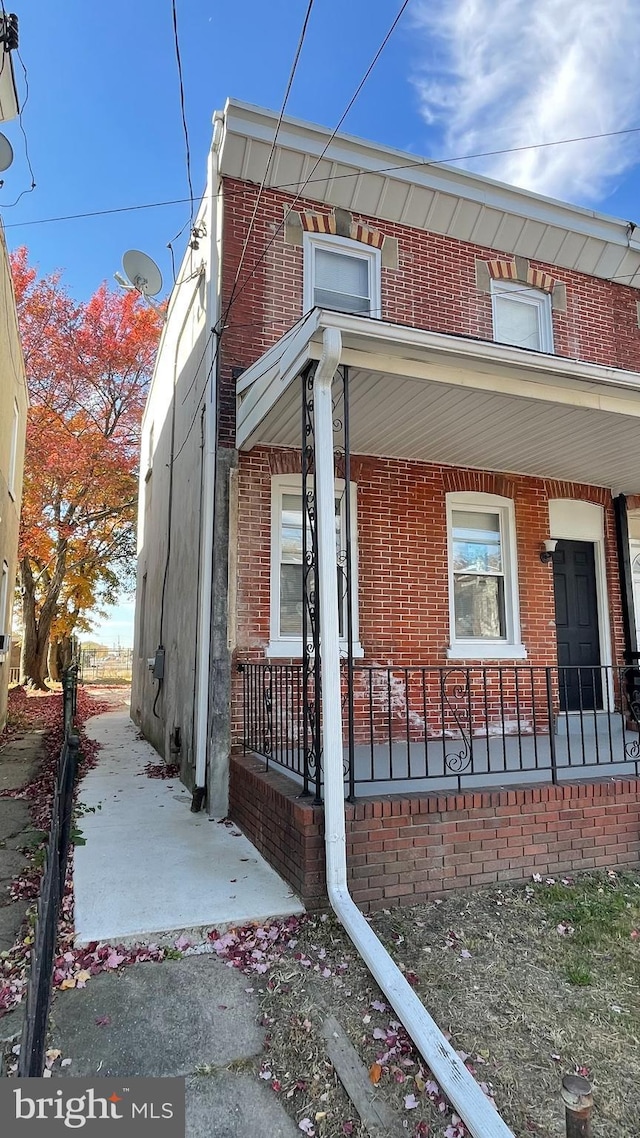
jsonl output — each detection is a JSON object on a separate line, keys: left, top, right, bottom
{"left": 0, "top": 133, "right": 13, "bottom": 174}
{"left": 122, "top": 249, "right": 163, "bottom": 298}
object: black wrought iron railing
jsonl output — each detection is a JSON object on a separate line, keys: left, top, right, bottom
{"left": 238, "top": 662, "right": 640, "bottom": 798}
{"left": 18, "top": 664, "right": 80, "bottom": 1077}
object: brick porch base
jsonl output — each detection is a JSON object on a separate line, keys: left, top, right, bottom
{"left": 229, "top": 751, "right": 640, "bottom": 912}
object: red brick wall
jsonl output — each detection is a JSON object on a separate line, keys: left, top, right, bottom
{"left": 218, "top": 178, "right": 640, "bottom": 447}
{"left": 230, "top": 752, "right": 640, "bottom": 912}
{"left": 234, "top": 448, "right": 623, "bottom": 668}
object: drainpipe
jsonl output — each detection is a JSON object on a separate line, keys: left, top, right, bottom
{"left": 192, "top": 111, "right": 224, "bottom": 809}
{"left": 313, "top": 327, "right": 515, "bottom": 1138}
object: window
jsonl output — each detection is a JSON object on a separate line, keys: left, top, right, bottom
{"left": 303, "top": 233, "right": 381, "bottom": 318}
{"left": 8, "top": 399, "right": 19, "bottom": 499}
{"left": 491, "top": 280, "right": 553, "bottom": 352}
{"left": 446, "top": 492, "right": 525, "bottom": 659}
{"left": 268, "top": 475, "right": 363, "bottom": 657}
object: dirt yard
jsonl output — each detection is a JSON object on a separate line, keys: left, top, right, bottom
{"left": 236, "top": 870, "right": 640, "bottom": 1137}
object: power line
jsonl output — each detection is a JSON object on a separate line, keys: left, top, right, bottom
{"left": 2, "top": 47, "right": 36, "bottom": 209}
{"left": 222, "top": 0, "right": 316, "bottom": 323}
{"left": 170, "top": 0, "right": 195, "bottom": 235}
{"left": 219, "top": 0, "right": 416, "bottom": 318}
{"left": 2, "top": 195, "right": 201, "bottom": 229}
{"left": 6, "top": 122, "right": 640, "bottom": 233}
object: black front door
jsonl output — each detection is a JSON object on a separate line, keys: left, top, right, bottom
{"left": 552, "top": 540, "right": 602, "bottom": 710}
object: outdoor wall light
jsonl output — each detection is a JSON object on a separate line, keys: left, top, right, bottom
{"left": 540, "top": 538, "right": 558, "bottom": 564}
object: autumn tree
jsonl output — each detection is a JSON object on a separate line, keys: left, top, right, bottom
{"left": 11, "top": 248, "right": 161, "bottom": 687}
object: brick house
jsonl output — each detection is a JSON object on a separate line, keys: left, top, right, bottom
{"left": 132, "top": 100, "right": 640, "bottom": 910}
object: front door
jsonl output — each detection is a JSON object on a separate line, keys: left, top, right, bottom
{"left": 552, "top": 540, "right": 601, "bottom": 710}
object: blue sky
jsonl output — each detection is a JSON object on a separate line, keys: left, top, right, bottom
{"left": 4, "top": 0, "right": 640, "bottom": 644}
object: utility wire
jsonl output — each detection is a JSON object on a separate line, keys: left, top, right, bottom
{"left": 6, "top": 123, "right": 640, "bottom": 232}
{"left": 222, "top": 0, "right": 316, "bottom": 323}
{"left": 219, "top": 0, "right": 413, "bottom": 318}
{"left": 3, "top": 47, "right": 36, "bottom": 208}
{"left": 167, "top": 0, "right": 319, "bottom": 471}
{"left": 170, "top": 0, "right": 195, "bottom": 235}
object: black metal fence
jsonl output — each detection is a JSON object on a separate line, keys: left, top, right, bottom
{"left": 239, "top": 662, "right": 640, "bottom": 798}
{"left": 18, "top": 665, "right": 79, "bottom": 1077}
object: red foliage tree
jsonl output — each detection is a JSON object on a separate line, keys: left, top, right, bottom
{"left": 11, "top": 248, "right": 161, "bottom": 687}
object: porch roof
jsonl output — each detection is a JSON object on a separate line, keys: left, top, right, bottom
{"left": 236, "top": 309, "right": 640, "bottom": 492}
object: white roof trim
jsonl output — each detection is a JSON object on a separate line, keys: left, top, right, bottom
{"left": 218, "top": 99, "right": 640, "bottom": 288}
{"left": 236, "top": 309, "right": 640, "bottom": 451}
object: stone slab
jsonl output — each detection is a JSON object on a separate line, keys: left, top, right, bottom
{"left": 0, "top": 733, "right": 44, "bottom": 791}
{"left": 0, "top": 800, "right": 31, "bottom": 841}
{"left": 50, "top": 955, "right": 265, "bottom": 1078}
{"left": 0, "top": 899, "right": 29, "bottom": 953}
{"left": 0, "top": 848, "right": 28, "bottom": 884}
{"left": 0, "top": 1005, "right": 24, "bottom": 1044}
{"left": 185, "top": 1073, "right": 299, "bottom": 1138}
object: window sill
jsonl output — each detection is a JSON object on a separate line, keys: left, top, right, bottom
{"left": 446, "top": 642, "right": 528, "bottom": 661}
{"left": 265, "top": 640, "right": 365, "bottom": 660}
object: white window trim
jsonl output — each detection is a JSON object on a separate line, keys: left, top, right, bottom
{"left": 491, "top": 279, "right": 554, "bottom": 353}
{"left": 446, "top": 491, "right": 526, "bottom": 660}
{"left": 267, "top": 473, "right": 363, "bottom": 659}
{"left": 8, "top": 398, "right": 19, "bottom": 500}
{"left": 302, "top": 231, "right": 381, "bottom": 319}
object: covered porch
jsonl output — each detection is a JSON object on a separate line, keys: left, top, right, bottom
{"left": 238, "top": 660, "right": 640, "bottom": 798}
{"left": 235, "top": 308, "right": 640, "bottom": 799}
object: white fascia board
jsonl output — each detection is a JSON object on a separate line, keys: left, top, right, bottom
{"left": 235, "top": 308, "right": 321, "bottom": 395}
{"left": 220, "top": 99, "right": 639, "bottom": 251}
{"left": 236, "top": 311, "right": 323, "bottom": 448}
{"left": 317, "top": 310, "right": 640, "bottom": 397}
{"left": 236, "top": 308, "right": 640, "bottom": 449}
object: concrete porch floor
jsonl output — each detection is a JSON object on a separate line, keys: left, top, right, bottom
{"left": 73, "top": 707, "right": 304, "bottom": 945}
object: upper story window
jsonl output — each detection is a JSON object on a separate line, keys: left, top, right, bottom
{"left": 446, "top": 492, "right": 526, "bottom": 660}
{"left": 303, "top": 233, "right": 381, "bottom": 318}
{"left": 491, "top": 279, "right": 553, "bottom": 353}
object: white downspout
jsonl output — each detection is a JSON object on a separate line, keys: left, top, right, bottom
{"left": 313, "top": 327, "right": 514, "bottom": 1138}
{"left": 194, "top": 111, "right": 224, "bottom": 799}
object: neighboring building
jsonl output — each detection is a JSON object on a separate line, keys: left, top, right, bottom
{"left": 0, "top": 221, "right": 27, "bottom": 730}
{"left": 133, "top": 100, "right": 640, "bottom": 909}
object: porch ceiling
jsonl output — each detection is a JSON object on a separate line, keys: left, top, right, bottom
{"left": 236, "top": 310, "right": 640, "bottom": 492}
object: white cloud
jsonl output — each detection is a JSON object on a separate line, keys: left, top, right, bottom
{"left": 411, "top": 0, "right": 640, "bottom": 202}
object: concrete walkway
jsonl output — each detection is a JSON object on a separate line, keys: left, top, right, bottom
{"left": 49, "top": 696, "right": 304, "bottom": 1135}
{"left": 49, "top": 955, "right": 299, "bottom": 1137}
{"left": 73, "top": 708, "right": 304, "bottom": 944}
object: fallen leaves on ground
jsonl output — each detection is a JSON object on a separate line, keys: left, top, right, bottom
{"left": 0, "top": 685, "right": 121, "bottom": 1022}
{"left": 142, "top": 762, "right": 180, "bottom": 779}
